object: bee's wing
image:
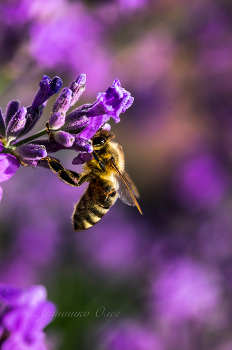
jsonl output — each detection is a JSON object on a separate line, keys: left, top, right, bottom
{"left": 123, "top": 171, "right": 140, "bottom": 198}
{"left": 111, "top": 164, "right": 142, "bottom": 214}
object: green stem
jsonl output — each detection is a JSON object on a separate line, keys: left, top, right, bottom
{"left": 12, "top": 128, "right": 47, "bottom": 148}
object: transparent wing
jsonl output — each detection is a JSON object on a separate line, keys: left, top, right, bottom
{"left": 123, "top": 171, "right": 140, "bottom": 198}
{"left": 111, "top": 164, "right": 142, "bottom": 214}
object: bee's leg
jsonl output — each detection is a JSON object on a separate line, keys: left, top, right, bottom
{"left": 42, "top": 156, "right": 88, "bottom": 187}
{"left": 42, "top": 156, "right": 65, "bottom": 174}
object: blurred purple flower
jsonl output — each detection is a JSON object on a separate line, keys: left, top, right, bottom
{"left": 0, "top": 284, "right": 55, "bottom": 350}
{"left": 174, "top": 154, "right": 228, "bottom": 210}
{"left": 28, "top": 1, "right": 111, "bottom": 94}
{"left": 152, "top": 258, "right": 221, "bottom": 323}
{"left": 118, "top": 0, "right": 148, "bottom": 11}
{"left": 0, "top": 154, "right": 20, "bottom": 201}
{"left": 99, "top": 321, "right": 163, "bottom": 350}
{"left": 75, "top": 211, "right": 146, "bottom": 276}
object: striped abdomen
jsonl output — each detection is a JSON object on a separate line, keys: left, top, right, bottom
{"left": 72, "top": 178, "right": 118, "bottom": 231}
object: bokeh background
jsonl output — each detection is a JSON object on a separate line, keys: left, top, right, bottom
{"left": 1, "top": 0, "right": 232, "bottom": 349}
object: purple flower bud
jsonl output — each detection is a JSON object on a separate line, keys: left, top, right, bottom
{"left": 62, "top": 114, "right": 90, "bottom": 134}
{"left": 69, "top": 74, "right": 86, "bottom": 107}
{"left": 52, "top": 87, "right": 73, "bottom": 114}
{"left": 65, "top": 103, "right": 92, "bottom": 123}
{"left": 72, "top": 152, "right": 93, "bottom": 165}
{"left": 72, "top": 137, "right": 93, "bottom": 153}
{"left": 19, "top": 106, "right": 41, "bottom": 138}
{"left": 5, "top": 100, "right": 20, "bottom": 127}
{"left": 96, "top": 79, "right": 134, "bottom": 123}
{"left": 49, "top": 112, "right": 65, "bottom": 130}
{"left": 31, "top": 75, "right": 63, "bottom": 111}
{"left": 6, "top": 107, "right": 27, "bottom": 141}
{"left": 31, "top": 139, "right": 65, "bottom": 153}
{"left": 53, "top": 130, "right": 75, "bottom": 147}
{"left": 16, "top": 144, "right": 47, "bottom": 160}
{"left": 0, "top": 108, "right": 6, "bottom": 137}
{"left": 0, "top": 154, "right": 20, "bottom": 183}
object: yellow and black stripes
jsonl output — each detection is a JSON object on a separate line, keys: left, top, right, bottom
{"left": 72, "top": 178, "right": 117, "bottom": 231}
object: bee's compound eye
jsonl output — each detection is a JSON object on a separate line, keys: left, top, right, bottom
{"left": 92, "top": 136, "right": 106, "bottom": 146}
{"left": 109, "top": 191, "right": 116, "bottom": 197}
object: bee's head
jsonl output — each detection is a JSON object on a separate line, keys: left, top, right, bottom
{"left": 91, "top": 130, "right": 115, "bottom": 150}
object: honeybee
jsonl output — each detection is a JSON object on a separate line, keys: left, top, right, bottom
{"left": 45, "top": 129, "right": 142, "bottom": 231}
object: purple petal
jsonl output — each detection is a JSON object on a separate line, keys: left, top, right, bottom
{"left": 0, "top": 154, "right": 20, "bottom": 183}
{"left": 17, "top": 144, "right": 47, "bottom": 160}
{"left": 96, "top": 79, "right": 134, "bottom": 123}
{"left": 0, "top": 141, "right": 4, "bottom": 152}
{"left": 0, "top": 285, "right": 21, "bottom": 303}
{"left": 53, "top": 131, "right": 75, "bottom": 147}
{"left": 52, "top": 87, "right": 73, "bottom": 114}
{"left": 5, "top": 100, "right": 20, "bottom": 127}
{"left": 31, "top": 75, "right": 63, "bottom": 110}
{"left": 72, "top": 152, "right": 93, "bottom": 165}
{"left": 69, "top": 74, "right": 86, "bottom": 107}
{"left": 72, "top": 137, "right": 93, "bottom": 153}
{"left": 2, "top": 307, "right": 30, "bottom": 333}
{"left": 49, "top": 112, "right": 65, "bottom": 130}
{"left": 30, "top": 300, "right": 56, "bottom": 330}
{"left": 0, "top": 108, "right": 6, "bottom": 137}
{"left": 17, "top": 285, "right": 47, "bottom": 306}
{"left": 6, "top": 107, "right": 27, "bottom": 141}
{"left": 78, "top": 115, "right": 110, "bottom": 140}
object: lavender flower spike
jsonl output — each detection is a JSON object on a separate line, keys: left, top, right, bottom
{"left": 0, "top": 284, "right": 56, "bottom": 350}
{"left": 31, "top": 75, "right": 63, "bottom": 111}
